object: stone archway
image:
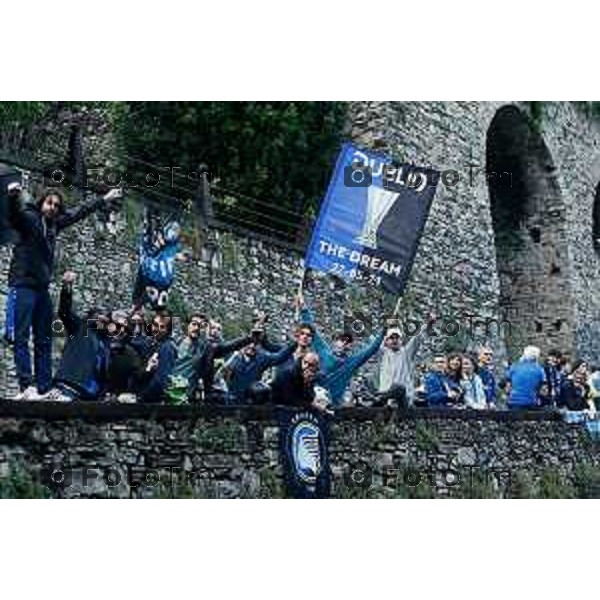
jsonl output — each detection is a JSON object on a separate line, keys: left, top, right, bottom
{"left": 486, "top": 105, "right": 574, "bottom": 358}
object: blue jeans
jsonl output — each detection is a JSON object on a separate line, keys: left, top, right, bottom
{"left": 4, "top": 286, "right": 53, "bottom": 393}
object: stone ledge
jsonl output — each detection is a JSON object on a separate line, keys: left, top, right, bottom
{"left": 0, "top": 400, "right": 563, "bottom": 424}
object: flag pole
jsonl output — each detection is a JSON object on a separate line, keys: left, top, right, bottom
{"left": 295, "top": 267, "right": 306, "bottom": 321}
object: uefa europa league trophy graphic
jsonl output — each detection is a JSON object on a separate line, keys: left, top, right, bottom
{"left": 355, "top": 184, "right": 399, "bottom": 249}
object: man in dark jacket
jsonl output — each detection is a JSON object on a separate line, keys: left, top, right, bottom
{"left": 220, "top": 339, "right": 297, "bottom": 404}
{"left": 4, "top": 185, "right": 121, "bottom": 399}
{"left": 136, "top": 311, "right": 178, "bottom": 404}
{"left": 44, "top": 271, "right": 111, "bottom": 402}
{"left": 543, "top": 349, "right": 564, "bottom": 407}
{"left": 477, "top": 346, "right": 497, "bottom": 407}
{"left": 271, "top": 352, "right": 321, "bottom": 408}
{"left": 104, "top": 309, "right": 148, "bottom": 395}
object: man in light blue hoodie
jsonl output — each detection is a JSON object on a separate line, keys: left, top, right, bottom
{"left": 296, "top": 293, "right": 384, "bottom": 406}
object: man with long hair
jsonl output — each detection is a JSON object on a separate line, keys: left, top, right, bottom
{"left": 4, "top": 184, "right": 121, "bottom": 400}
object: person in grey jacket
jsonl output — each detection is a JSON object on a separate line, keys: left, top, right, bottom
{"left": 371, "top": 315, "right": 435, "bottom": 406}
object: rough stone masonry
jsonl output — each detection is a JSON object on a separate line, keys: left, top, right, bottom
{"left": 2, "top": 102, "right": 600, "bottom": 497}
{"left": 0, "top": 404, "right": 599, "bottom": 498}
{"left": 2, "top": 101, "right": 599, "bottom": 396}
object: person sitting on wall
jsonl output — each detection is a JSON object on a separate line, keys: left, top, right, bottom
{"left": 505, "top": 345, "right": 547, "bottom": 410}
{"left": 218, "top": 337, "right": 298, "bottom": 405}
{"left": 167, "top": 314, "right": 266, "bottom": 403}
{"left": 43, "top": 271, "right": 111, "bottom": 402}
{"left": 4, "top": 184, "right": 121, "bottom": 401}
{"left": 369, "top": 313, "right": 437, "bottom": 408}
{"left": 295, "top": 293, "right": 385, "bottom": 406}
{"left": 559, "top": 360, "right": 595, "bottom": 413}
{"left": 477, "top": 345, "right": 497, "bottom": 407}
{"left": 460, "top": 354, "right": 487, "bottom": 410}
{"left": 127, "top": 307, "right": 155, "bottom": 361}
{"left": 270, "top": 352, "right": 330, "bottom": 412}
{"left": 542, "top": 349, "right": 564, "bottom": 407}
{"left": 104, "top": 309, "right": 148, "bottom": 397}
{"left": 588, "top": 365, "right": 600, "bottom": 412}
{"left": 424, "top": 355, "right": 463, "bottom": 407}
{"left": 134, "top": 311, "right": 178, "bottom": 404}
{"left": 163, "top": 312, "right": 210, "bottom": 404}
{"left": 274, "top": 320, "right": 316, "bottom": 376}
{"left": 445, "top": 353, "right": 464, "bottom": 402}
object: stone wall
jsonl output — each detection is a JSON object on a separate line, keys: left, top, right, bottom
{"left": 3, "top": 101, "right": 600, "bottom": 397}
{"left": 1, "top": 403, "right": 599, "bottom": 498}
{"left": 349, "top": 101, "right": 600, "bottom": 360}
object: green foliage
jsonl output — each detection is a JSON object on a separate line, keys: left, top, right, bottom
{"left": 122, "top": 193, "right": 143, "bottom": 244}
{"left": 529, "top": 101, "right": 544, "bottom": 134}
{"left": 506, "top": 470, "right": 535, "bottom": 498}
{"left": 573, "top": 101, "right": 600, "bottom": 120}
{"left": 451, "top": 470, "right": 500, "bottom": 499}
{"left": 0, "top": 102, "right": 51, "bottom": 127}
{"left": 572, "top": 464, "right": 600, "bottom": 498}
{"left": 168, "top": 287, "right": 190, "bottom": 325}
{"left": 111, "top": 101, "right": 348, "bottom": 217}
{"left": 0, "top": 461, "right": 51, "bottom": 499}
{"left": 257, "top": 467, "right": 286, "bottom": 499}
{"left": 415, "top": 422, "right": 439, "bottom": 452}
{"left": 154, "top": 475, "right": 217, "bottom": 499}
{"left": 393, "top": 472, "right": 438, "bottom": 499}
{"left": 191, "top": 422, "right": 246, "bottom": 453}
{"left": 536, "top": 468, "right": 576, "bottom": 499}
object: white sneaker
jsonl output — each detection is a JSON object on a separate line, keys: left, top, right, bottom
{"left": 117, "top": 393, "right": 137, "bottom": 404}
{"left": 28, "top": 389, "right": 54, "bottom": 401}
{"left": 12, "top": 386, "right": 38, "bottom": 401}
{"left": 44, "top": 388, "right": 73, "bottom": 403}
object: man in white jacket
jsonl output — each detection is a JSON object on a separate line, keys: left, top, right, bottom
{"left": 371, "top": 315, "right": 434, "bottom": 407}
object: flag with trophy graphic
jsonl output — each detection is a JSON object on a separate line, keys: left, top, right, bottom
{"left": 305, "top": 143, "right": 440, "bottom": 294}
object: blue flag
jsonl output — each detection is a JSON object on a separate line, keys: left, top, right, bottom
{"left": 278, "top": 408, "right": 331, "bottom": 499}
{"left": 305, "top": 143, "right": 439, "bottom": 294}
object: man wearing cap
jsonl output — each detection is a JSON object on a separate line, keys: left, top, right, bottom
{"left": 4, "top": 184, "right": 121, "bottom": 400}
{"left": 371, "top": 315, "right": 434, "bottom": 407}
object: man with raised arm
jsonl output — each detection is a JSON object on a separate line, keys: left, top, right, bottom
{"left": 4, "top": 184, "right": 121, "bottom": 400}
{"left": 44, "top": 271, "right": 111, "bottom": 402}
{"left": 295, "top": 292, "right": 385, "bottom": 406}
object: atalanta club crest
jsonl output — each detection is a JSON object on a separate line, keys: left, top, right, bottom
{"left": 291, "top": 418, "right": 322, "bottom": 487}
{"left": 279, "top": 410, "right": 331, "bottom": 499}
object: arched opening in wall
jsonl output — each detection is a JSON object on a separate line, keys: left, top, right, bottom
{"left": 593, "top": 183, "right": 600, "bottom": 253}
{"left": 487, "top": 105, "right": 573, "bottom": 358}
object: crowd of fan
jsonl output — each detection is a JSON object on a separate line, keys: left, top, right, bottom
{"left": 3, "top": 185, "right": 599, "bottom": 416}
{"left": 8, "top": 270, "right": 600, "bottom": 418}
{"left": 414, "top": 346, "right": 600, "bottom": 414}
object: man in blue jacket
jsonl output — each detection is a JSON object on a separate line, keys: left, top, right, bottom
{"left": 220, "top": 338, "right": 297, "bottom": 404}
{"left": 4, "top": 184, "right": 121, "bottom": 400}
{"left": 424, "top": 355, "right": 460, "bottom": 406}
{"left": 506, "top": 346, "right": 546, "bottom": 409}
{"left": 296, "top": 293, "right": 384, "bottom": 406}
